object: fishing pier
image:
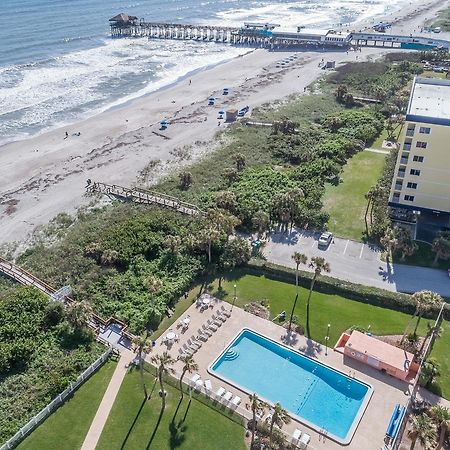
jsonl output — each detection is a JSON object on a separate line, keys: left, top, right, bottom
{"left": 110, "top": 13, "right": 450, "bottom": 51}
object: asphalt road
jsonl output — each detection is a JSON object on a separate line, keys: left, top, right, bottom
{"left": 263, "top": 229, "right": 450, "bottom": 298}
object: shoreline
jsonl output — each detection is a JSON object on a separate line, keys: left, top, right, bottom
{"left": 0, "top": 0, "right": 448, "bottom": 249}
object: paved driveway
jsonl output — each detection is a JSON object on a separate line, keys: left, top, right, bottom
{"left": 263, "top": 229, "right": 450, "bottom": 297}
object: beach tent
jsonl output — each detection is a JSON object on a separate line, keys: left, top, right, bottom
{"left": 222, "top": 88, "right": 229, "bottom": 95}
{"left": 217, "top": 110, "right": 225, "bottom": 119}
{"left": 208, "top": 97, "right": 215, "bottom": 105}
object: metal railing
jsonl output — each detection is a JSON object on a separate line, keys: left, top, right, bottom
{"left": 1, "top": 349, "right": 113, "bottom": 450}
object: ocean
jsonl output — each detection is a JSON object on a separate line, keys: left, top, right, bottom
{"left": 0, "top": 0, "right": 406, "bottom": 144}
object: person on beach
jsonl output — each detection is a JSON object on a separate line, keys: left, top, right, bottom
{"left": 64, "top": 131, "right": 68, "bottom": 139}
{"left": 189, "top": 79, "right": 191, "bottom": 85}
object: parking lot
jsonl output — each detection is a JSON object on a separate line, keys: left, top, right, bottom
{"left": 263, "top": 228, "right": 450, "bottom": 297}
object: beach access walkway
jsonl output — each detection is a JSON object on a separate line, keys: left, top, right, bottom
{"left": 80, "top": 350, "right": 135, "bottom": 450}
{"left": 87, "top": 181, "right": 204, "bottom": 217}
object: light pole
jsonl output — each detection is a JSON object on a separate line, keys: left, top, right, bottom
{"left": 231, "top": 284, "right": 237, "bottom": 312}
{"left": 325, "top": 323, "right": 331, "bottom": 356}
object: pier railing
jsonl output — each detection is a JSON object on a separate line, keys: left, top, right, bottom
{"left": 86, "top": 181, "right": 205, "bottom": 217}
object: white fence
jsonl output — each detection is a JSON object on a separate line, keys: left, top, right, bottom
{"left": 1, "top": 348, "right": 114, "bottom": 450}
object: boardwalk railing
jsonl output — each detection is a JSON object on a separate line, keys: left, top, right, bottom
{"left": 86, "top": 181, "right": 205, "bottom": 217}
{"left": 0, "top": 257, "right": 136, "bottom": 344}
{"left": 0, "top": 348, "right": 114, "bottom": 450}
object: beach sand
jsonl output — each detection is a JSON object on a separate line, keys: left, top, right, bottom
{"left": 0, "top": 0, "right": 448, "bottom": 248}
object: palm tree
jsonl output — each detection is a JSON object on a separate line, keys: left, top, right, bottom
{"left": 151, "top": 352, "right": 176, "bottom": 410}
{"left": 288, "top": 252, "right": 308, "bottom": 333}
{"left": 163, "top": 235, "right": 182, "bottom": 255}
{"left": 305, "top": 257, "right": 330, "bottom": 338}
{"left": 428, "top": 405, "right": 450, "bottom": 450}
{"left": 215, "top": 190, "right": 236, "bottom": 212}
{"left": 417, "top": 322, "right": 443, "bottom": 359}
{"left": 249, "top": 393, "right": 265, "bottom": 449}
{"left": 234, "top": 153, "right": 246, "bottom": 171}
{"left": 197, "top": 227, "right": 220, "bottom": 264}
{"left": 401, "top": 291, "right": 443, "bottom": 344}
{"left": 407, "top": 413, "right": 437, "bottom": 450}
{"left": 66, "top": 300, "right": 92, "bottom": 330}
{"left": 179, "top": 171, "right": 193, "bottom": 189}
{"left": 268, "top": 403, "right": 291, "bottom": 449}
{"left": 132, "top": 332, "right": 153, "bottom": 399}
{"left": 380, "top": 226, "right": 398, "bottom": 264}
{"left": 419, "top": 359, "right": 440, "bottom": 389}
{"left": 364, "top": 186, "right": 375, "bottom": 235}
{"left": 179, "top": 355, "right": 198, "bottom": 400}
{"left": 431, "top": 235, "right": 450, "bottom": 264}
{"left": 252, "top": 210, "right": 270, "bottom": 239}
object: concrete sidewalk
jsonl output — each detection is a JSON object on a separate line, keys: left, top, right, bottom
{"left": 80, "top": 350, "right": 135, "bottom": 450}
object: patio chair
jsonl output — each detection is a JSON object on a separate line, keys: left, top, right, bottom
{"left": 190, "top": 373, "right": 201, "bottom": 385}
{"left": 197, "top": 329, "right": 209, "bottom": 341}
{"left": 211, "top": 314, "right": 222, "bottom": 326}
{"left": 204, "top": 379, "right": 212, "bottom": 392}
{"left": 182, "top": 343, "right": 194, "bottom": 357}
{"left": 207, "top": 319, "right": 218, "bottom": 332}
{"left": 223, "top": 391, "right": 233, "bottom": 402}
{"left": 220, "top": 305, "right": 231, "bottom": 318}
{"left": 299, "top": 433, "right": 310, "bottom": 448}
{"left": 215, "top": 386, "right": 226, "bottom": 399}
{"left": 292, "top": 429, "right": 302, "bottom": 443}
{"left": 191, "top": 335, "right": 202, "bottom": 347}
{"left": 201, "top": 324, "right": 213, "bottom": 336}
{"left": 215, "top": 310, "right": 227, "bottom": 322}
{"left": 231, "top": 396, "right": 241, "bottom": 408}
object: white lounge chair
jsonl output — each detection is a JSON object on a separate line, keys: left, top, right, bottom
{"left": 231, "top": 396, "right": 241, "bottom": 407}
{"left": 204, "top": 379, "right": 212, "bottom": 391}
{"left": 223, "top": 391, "right": 233, "bottom": 402}
{"left": 211, "top": 314, "right": 222, "bottom": 326}
{"left": 292, "top": 428, "right": 302, "bottom": 442}
{"left": 299, "top": 433, "right": 310, "bottom": 448}
{"left": 215, "top": 310, "right": 227, "bottom": 322}
{"left": 216, "top": 387, "right": 226, "bottom": 399}
{"left": 201, "top": 325, "right": 213, "bottom": 336}
{"left": 194, "top": 378, "right": 203, "bottom": 390}
{"left": 207, "top": 319, "right": 218, "bottom": 332}
{"left": 190, "top": 373, "right": 201, "bottom": 385}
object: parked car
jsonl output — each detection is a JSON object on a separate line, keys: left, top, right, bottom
{"left": 318, "top": 232, "right": 333, "bottom": 248}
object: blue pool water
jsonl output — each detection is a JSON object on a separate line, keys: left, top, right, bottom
{"left": 210, "top": 329, "right": 371, "bottom": 443}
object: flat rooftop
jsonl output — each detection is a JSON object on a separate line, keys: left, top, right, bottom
{"left": 407, "top": 76, "right": 450, "bottom": 123}
{"left": 346, "top": 331, "right": 413, "bottom": 374}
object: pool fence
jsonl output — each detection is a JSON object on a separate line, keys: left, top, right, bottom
{"left": 1, "top": 348, "right": 114, "bottom": 450}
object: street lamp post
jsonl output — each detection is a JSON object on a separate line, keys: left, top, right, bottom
{"left": 325, "top": 323, "right": 331, "bottom": 356}
{"left": 231, "top": 284, "right": 237, "bottom": 312}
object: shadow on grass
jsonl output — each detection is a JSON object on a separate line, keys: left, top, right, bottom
{"left": 120, "top": 398, "right": 146, "bottom": 450}
{"left": 146, "top": 404, "right": 165, "bottom": 450}
{"left": 169, "top": 419, "right": 187, "bottom": 449}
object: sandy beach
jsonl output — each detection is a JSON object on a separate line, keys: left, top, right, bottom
{"left": 0, "top": 0, "right": 448, "bottom": 248}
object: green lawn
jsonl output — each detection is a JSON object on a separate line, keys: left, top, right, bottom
{"left": 200, "top": 272, "right": 449, "bottom": 399}
{"left": 96, "top": 369, "right": 247, "bottom": 450}
{"left": 17, "top": 360, "right": 117, "bottom": 450}
{"left": 323, "top": 150, "right": 386, "bottom": 241}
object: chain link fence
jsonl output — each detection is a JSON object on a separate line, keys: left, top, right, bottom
{"left": 1, "top": 348, "right": 114, "bottom": 450}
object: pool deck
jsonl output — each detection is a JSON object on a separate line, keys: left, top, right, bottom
{"left": 148, "top": 295, "right": 419, "bottom": 449}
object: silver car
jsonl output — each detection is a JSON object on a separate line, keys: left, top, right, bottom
{"left": 318, "top": 232, "right": 333, "bottom": 248}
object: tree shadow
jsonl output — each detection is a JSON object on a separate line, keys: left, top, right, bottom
{"left": 146, "top": 405, "right": 165, "bottom": 450}
{"left": 120, "top": 398, "right": 146, "bottom": 450}
{"left": 169, "top": 420, "right": 188, "bottom": 449}
{"left": 182, "top": 398, "right": 192, "bottom": 423}
{"left": 171, "top": 397, "right": 183, "bottom": 424}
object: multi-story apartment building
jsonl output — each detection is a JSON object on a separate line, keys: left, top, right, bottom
{"left": 389, "top": 77, "right": 450, "bottom": 239}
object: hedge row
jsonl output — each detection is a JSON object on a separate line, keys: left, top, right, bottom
{"left": 247, "top": 259, "right": 449, "bottom": 321}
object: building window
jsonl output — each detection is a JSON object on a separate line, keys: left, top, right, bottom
{"left": 419, "top": 127, "right": 431, "bottom": 134}
{"left": 404, "top": 195, "right": 415, "bottom": 202}
{"left": 413, "top": 155, "right": 424, "bottom": 162}
{"left": 410, "top": 169, "right": 421, "bottom": 176}
{"left": 407, "top": 182, "right": 417, "bottom": 189}
{"left": 416, "top": 141, "right": 427, "bottom": 149}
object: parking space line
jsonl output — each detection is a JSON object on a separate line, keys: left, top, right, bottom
{"left": 343, "top": 240, "right": 349, "bottom": 255}
{"left": 359, "top": 244, "right": 364, "bottom": 259}
{"left": 311, "top": 240, "right": 316, "bottom": 248}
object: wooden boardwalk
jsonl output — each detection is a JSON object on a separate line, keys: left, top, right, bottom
{"left": 86, "top": 181, "right": 205, "bottom": 217}
{"left": 0, "top": 256, "right": 136, "bottom": 345}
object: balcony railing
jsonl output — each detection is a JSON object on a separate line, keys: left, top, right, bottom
{"left": 406, "top": 129, "right": 414, "bottom": 137}
{"left": 403, "top": 143, "right": 411, "bottom": 151}
{"left": 397, "top": 171, "right": 405, "bottom": 178}
{"left": 400, "top": 157, "right": 409, "bottom": 164}
{"left": 395, "top": 184, "right": 403, "bottom": 190}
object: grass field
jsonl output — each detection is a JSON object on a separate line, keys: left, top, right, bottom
{"left": 323, "top": 150, "right": 386, "bottom": 241}
{"left": 197, "top": 272, "right": 450, "bottom": 399}
{"left": 96, "top": 369, "right": 247, "bottom": 450}
{"left": 17, "top": 359, "right": 117, "bottom": 450}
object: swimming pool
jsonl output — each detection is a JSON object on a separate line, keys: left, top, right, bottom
{"left": 209, "top": 329, "right": 372, "bottom": 444}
